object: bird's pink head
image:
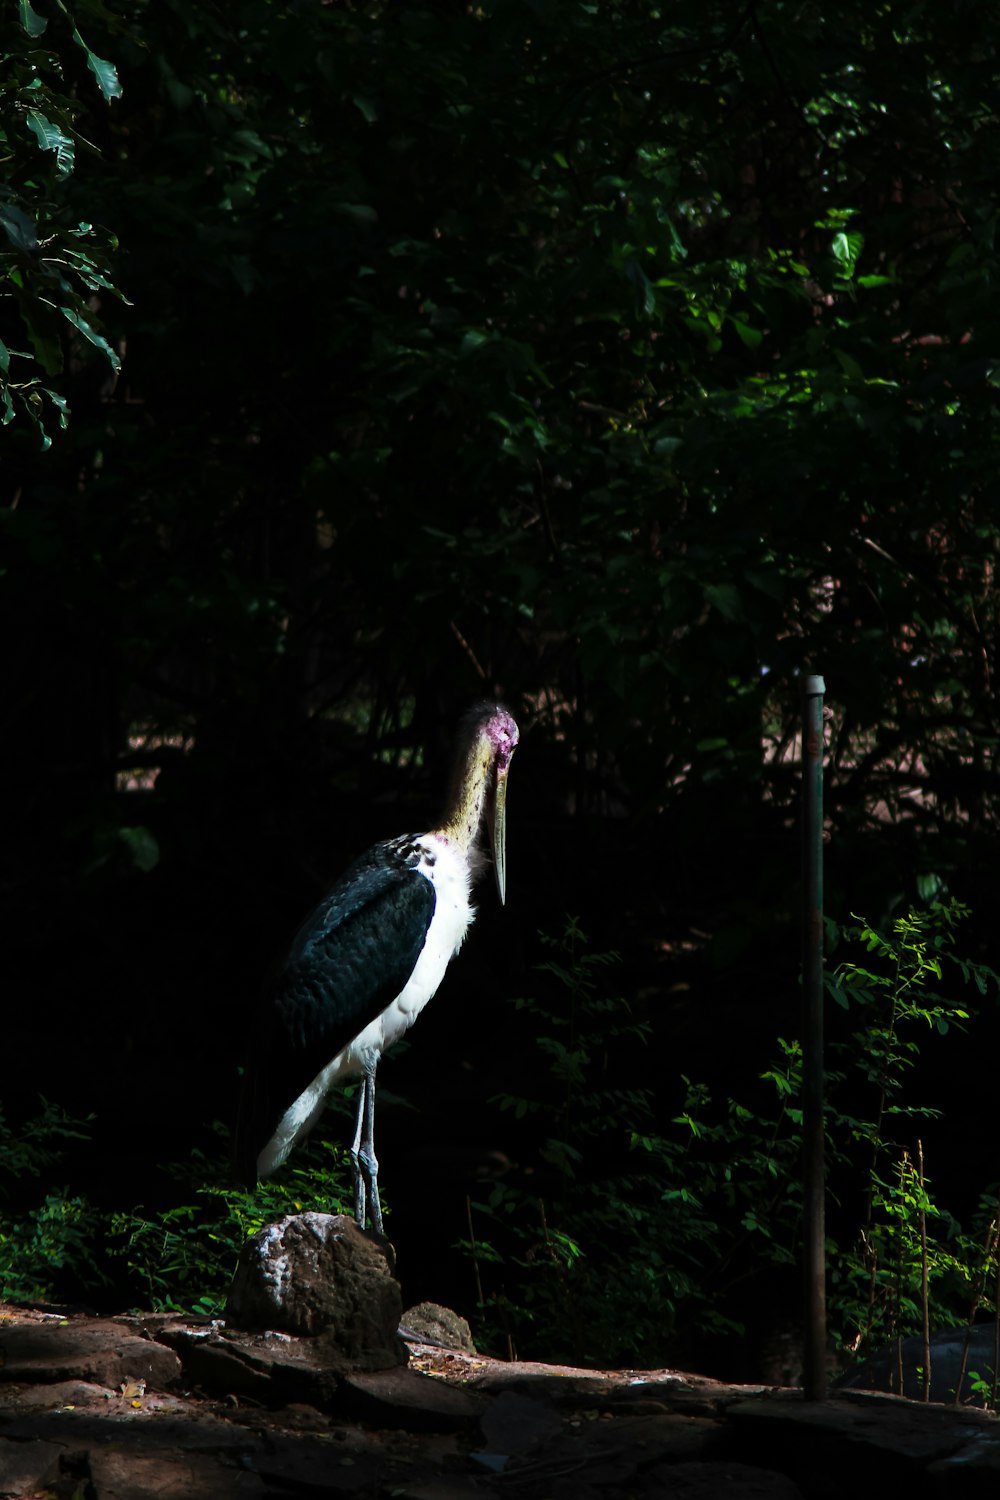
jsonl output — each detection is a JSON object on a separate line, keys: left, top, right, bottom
{"left": 485, "top": 704, "right": 519, "bottom": 775}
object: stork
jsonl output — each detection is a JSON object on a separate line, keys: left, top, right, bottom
{"left": 235, "top": 703, "right": 519, "bottom": 1235}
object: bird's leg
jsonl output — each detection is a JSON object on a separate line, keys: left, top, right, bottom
{"left": 349, "top": 1059, "right": 384, "bottom": 1234}
{"left": 359, "top": 1059, "right": 383, "bottom": 1235}
{"left": 349, "top": 1077, "right": 368, "bottom": 1228}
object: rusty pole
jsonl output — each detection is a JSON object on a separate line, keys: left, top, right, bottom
{"left": 801, "top": 674, "right": 827, "bottom": 1401}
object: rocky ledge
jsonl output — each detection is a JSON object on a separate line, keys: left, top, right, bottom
{"left": 1, "top": 1301, "right": 1000, "bottom": 1499}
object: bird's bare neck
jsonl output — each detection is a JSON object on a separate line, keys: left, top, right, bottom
{"left": 436, "top": 740, "right": 493, "bottom": 854}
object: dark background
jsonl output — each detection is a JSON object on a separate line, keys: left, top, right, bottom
{"left": 3, "top": 0, "right": 1000, "bottom": 1373}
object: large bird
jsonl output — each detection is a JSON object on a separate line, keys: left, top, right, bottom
{"left": 236, "top": 702, "right": 519, "bottom": 1234}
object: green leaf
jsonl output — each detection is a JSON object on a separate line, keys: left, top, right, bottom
{"left": 23, "top": 316, "right": 63, "bottom": 377}
{"left": 44, "top": 388, "right": 70, "bottom": 429}
{"left": 834, "top": 348, "right": 863, "bottom": 380}
{"left": 624, "top": 258, "right": 656, "bottom": 317}
{"left": 25, "top": 110, "right": 75, "bottom": 176}
{"left": 730, "top": 316, "right": 762, "bottom": 350}
{"left": 826, "top": 982, "right": 850, "bottom": 1010}
{"left": 334, "top": 202, "right": 378, "bottom": 227}
{"left": 117, "top": 826, "right": 160, "bottom": 872}
{"left": 18, "top": 0, "right": 47, "bottom": 37}
{"left": 72, "top": 30, "right": 123, "bottom": 101}
{"left": 460, "top": 328, "right": 492, "bottom": 356}
{"left": 58, "top": 307, "right": 121, "bottom": 372}
{"left": 0, "top": 339, "right": 8, "bottom": 375}
{"left": 703, "top": 582, "right": 744, "bottom": 622}
{"left": 915, "top": 872, "right": 943, "bottom": 902}
{"left": 831, "top": 230, "right": 864, "bottom": 278}
{"left": 0, "top": 203, "right": 39, "bottom": 256}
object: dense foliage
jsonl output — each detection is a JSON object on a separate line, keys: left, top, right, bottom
{"left": 0, "top": 1, "right": 123, "bottom": 438}
{"left": 5, "top": 0, "right": 1000, "bottom": 847}
{"left": 458, "top": 908, "right": 1000, "bottom": 1372}
{"left": 4, "top": 0, "right": 1000, "bottom": 1369}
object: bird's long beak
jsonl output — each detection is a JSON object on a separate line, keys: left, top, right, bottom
{"left": 489, "top": 760, "right": 511, "bottom": 905}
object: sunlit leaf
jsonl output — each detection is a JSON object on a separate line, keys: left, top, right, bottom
{"left": 831, "top": 229, "right": 864, "bottom": 277}
{"left": 18, "top": 0, "right": 47, "bottom": 37}
{"left": 25, "top": 110, "right": 75, "bottom": 176}
{"left": 58, "top": 306, "right": 121, "bottom": 372}
{"left": 72, "top": 29, "right": 123, "bottom": 101}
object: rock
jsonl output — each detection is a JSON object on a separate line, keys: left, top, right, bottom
{"left": 836, "top": 1325, "right": 1000, "bottom": 1406}
{"left": 161, "top": 1319, "right": 400, "bottom": 1405}
{"left": 479, "top": 1389, "right": 562, "bottom": 1454}
{"left": 641, "top": 1460, "right": 805, "bottom": 1498}
{"left": 0, "top": 1378, "right": 130, "bottom": 1412}
{"left": 7, "top": 1302, "right": 1000, "bottom": 1498}
{"left": 87, "top": 1448, "right": 266, "bottom": 1500}
{"left": 401, "top": 1301, "right": 476, "bottom": 1352}
{"left": 0, "top": 1318, "right": 181, "bottom": 1390}
{"left": 0, "top": 1438, "right": 66, "bottom": 1498}
{"left": 725, "top": 1388, "right": 1000, "bottom": 1495}
{"left": 158, "top": 1325, "right": 277, "bottom": 1399}
{"left": 458, "top": 1352, "right": 762, "bottom": 1418}
{"left": 225, "top": 1213, "right": 405, "bottom": 1370}
{"left": 340, "top": 1366, "right": 483, "bottom": 1430}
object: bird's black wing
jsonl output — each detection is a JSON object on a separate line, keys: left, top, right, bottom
{"left": 235, "top": 840, "right": 435, "bottom": 1184}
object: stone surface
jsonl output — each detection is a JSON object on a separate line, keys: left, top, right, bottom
{"left": 0, "top": 1378, "right": 119, "bottom": 1411}
{"left": 341, "top": 1365, "right": 483, "bottom": 1430}
{"left": 479, "top": 1389, "right": 563, "bottom": 1453}
{"left": 225, "top": 1212, "right": 405, "bottom": 1369}
{"left": 158, "top": 1324, "right": 280, "bottom": 1398}
{"left": 4, "top": 1304, "right": 1000, "bottom": 1498}
{"left": 87, "top": 1448, "right": 266, "bottom": 1500}
{"left": 725, "top": 1388, "right": 1000, "bottom": 1497}
{"left": 643, "top": 1460, "right": 805, "bottom": 1498}
{"left": 158, "top": 1320, "right": 381, "bottom": 1405}
{"left": 0, "top": 1317, "right": 181, "bottom": 1390}
{"left": 836, "top": 1326, "right": 1000, "bottom": 1406}
{"left": 0, "top": 1437, "right": 65, "bottom": 1498}
{"left": 928, "top": 1430, "right": 1000, "bottom": 1497}
{"left": 401, "top": 1301, "right": 476, "bottom": 1352}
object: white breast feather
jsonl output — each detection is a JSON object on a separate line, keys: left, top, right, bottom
{"left": 345, "top": 834, "right": 474, "bottom": 1061}
{"left": 259, "top": 835, "right": 475, "bottom": 1177}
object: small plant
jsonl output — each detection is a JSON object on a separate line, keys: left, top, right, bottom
{"left": 0, "top": 1096, "right": 93, "bottom": 1183}
{"left": 460, "top": 917, "right": 681, "bottom": 1364}
{"left": 0, "top": 1192, "right": 108, "bottom": 1305}
{"left": 459, "top": 919, "right": 808, "bottom": 1363}
{"left": 109, "top": 1126, "right": 356, "bottom": 1316}
{"left": 826, "top": 902, "right": 1000, "bottom": 1368}
{"left": 968, "top": 1365, "right": 1000, "bottom": 1410}
{"left": 0, "top": 1097, "right": 105, "bottom": 1303}
{"left": 460, "top": 903, "right": 1000, "bottom": 1386}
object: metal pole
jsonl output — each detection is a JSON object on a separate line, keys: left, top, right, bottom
{"left": 801, "top": 674, "right": 827, "bottom": 1401}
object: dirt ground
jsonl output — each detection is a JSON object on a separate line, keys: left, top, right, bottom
{"left": 2, "top": 1302, "right": 999, "bottom": 1499}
